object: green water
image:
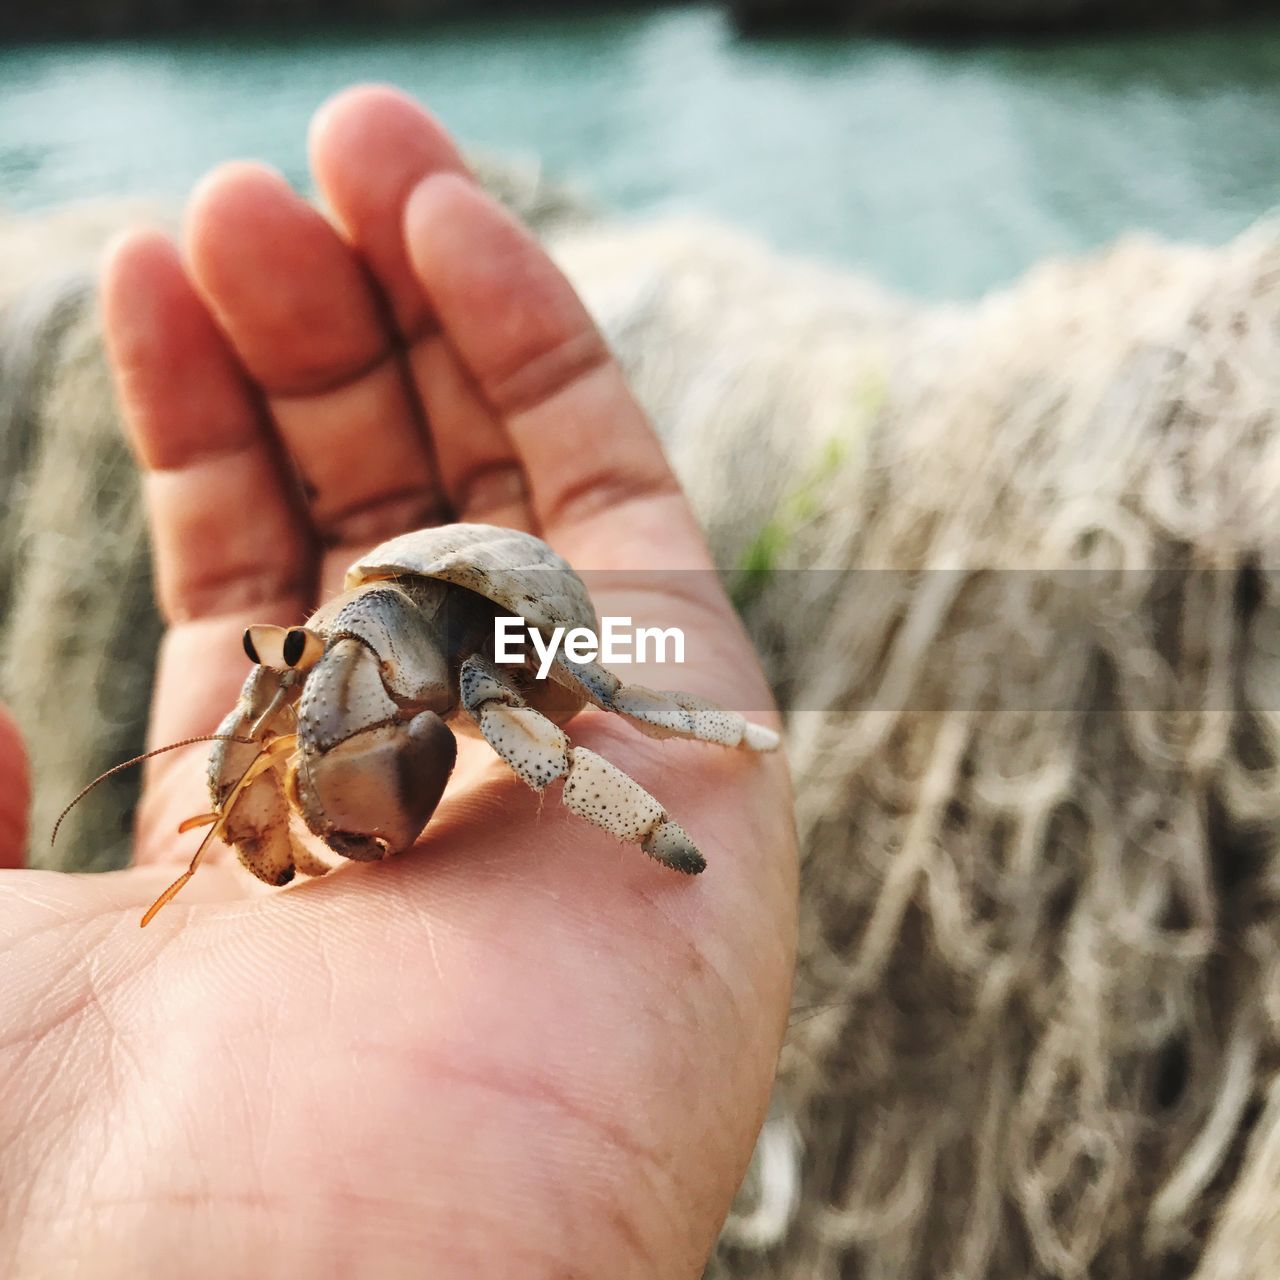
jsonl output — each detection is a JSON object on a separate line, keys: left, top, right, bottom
{"left": 1, "top": 5, "right": 1278, "bottom": 298}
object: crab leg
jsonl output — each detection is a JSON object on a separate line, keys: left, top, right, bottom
{"left": 140, "top": 734, "right": 299, "bottom": 926}
{"left": 459, "top": 656, "right": 705, "bottom": 874}
{"left": 177, "top": 812, "right": 220, "bottom": 833}
{"left": 550, "top": 657, "right": 779, "bottom": 751}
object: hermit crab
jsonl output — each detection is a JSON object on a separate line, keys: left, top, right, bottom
{"left": 107, "top": 524, "right": 777, "bottom": 925}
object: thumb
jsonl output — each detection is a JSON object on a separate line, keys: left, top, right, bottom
{"left": 0, "top": 705, "right": 30, "bottom": 869}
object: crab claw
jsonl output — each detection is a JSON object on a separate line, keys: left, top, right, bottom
{"left": 293, "top": 712, "right": 457, "bottom": 861}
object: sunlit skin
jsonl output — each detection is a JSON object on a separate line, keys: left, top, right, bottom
{"left": 0, "top": 87, "right": 796, "bottom": 1279}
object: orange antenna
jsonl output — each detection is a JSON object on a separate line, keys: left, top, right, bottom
{"left": 50, "top": 735, "right": 257, "bottom": 849}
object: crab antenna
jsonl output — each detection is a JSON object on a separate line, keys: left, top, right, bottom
{"left": 50, "top": 735, "right": 257, "bottom": 849}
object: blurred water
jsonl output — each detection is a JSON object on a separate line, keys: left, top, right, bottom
{"left": 1, "top": 5, "right": 1278, "bottom": 298}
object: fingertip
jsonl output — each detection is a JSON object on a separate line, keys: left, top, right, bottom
{"left": 0, "top": 704, "right": 29, "bottom": 869}
{"left": 401, "top": 171, "right": 604, "bottom": 411}
{"left": 187, "top": 159, "right": 293, "bottom": 211}
{"left": 402, "top": 171, "right": 516, "bottom": 291}
{"left": 101, "top": 224, "right": 178, "bottom": 291}
{"left": 184, "top": 160, "right": 389, "bottom": 394}
{"left": 403, "top": 166, "right": 480, "bottom": 219}
{"left": 99, "top": 217, "right": 257, "bottom": 472}
{"left": 185, "top": 162, "right": 302, "bottom": 288}
{"left": 100, "top": 226, "right": 180, "bottom": 340}
{"left": 309, "top": 83, "right": 450, "bottom": 169}
{"left": 402, "top": 171, "right": 443, "bottom": 271}
{"left": 184, "top": 160, "right": 295, "bottom": 270}
{"left": 184, "top": 162, "right": 298, "bottom": 326}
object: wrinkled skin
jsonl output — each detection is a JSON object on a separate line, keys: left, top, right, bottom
{"left": 0, "top": 88, "right": 796, "bottom": 1280}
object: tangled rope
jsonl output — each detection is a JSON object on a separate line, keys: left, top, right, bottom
{"left": 5, "top": 194, "right": 1280, "bottom": 1277}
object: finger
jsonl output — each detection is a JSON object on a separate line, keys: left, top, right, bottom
{"left": 101, "top": 229, "right": 311, "bottom": 625}
{"left": 310, "top": 86, "right": 533, "bottom": 530}
{"left": 185, "top": 163, "right": 442, "bottom": 546}
{"left": 309, "top": 84, "right": 466, "bottom": 336}
{"left": 406, "top": 336, "right": 534, "bottom": 529}
{"left": 102, "top": 231, "right": 309, "bottom": 856}
{"left": 403, "top": 174, "right": 700, "bottom": 568}
{"left": 0, "top": 704, "right": 29, "bottom": 869}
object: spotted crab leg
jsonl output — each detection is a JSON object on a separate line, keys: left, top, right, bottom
{"left": 549, "top": 656, "right": 780, "bottom": 751}
{"left": 459, "top": 656, "right": 706, "bottom": 873}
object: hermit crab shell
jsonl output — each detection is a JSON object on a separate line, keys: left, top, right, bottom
{"left": 345, "top": 523, "right": 599, "bottom": 636}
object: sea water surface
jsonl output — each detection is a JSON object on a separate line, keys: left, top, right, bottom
{"left": 1, "top": 5, "right": 1278, "bottom": 298}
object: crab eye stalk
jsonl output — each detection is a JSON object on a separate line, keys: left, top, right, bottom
{"left": 243, "top": 625, "right": 325, "bottom": 672}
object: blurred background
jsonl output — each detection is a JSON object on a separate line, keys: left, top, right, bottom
{"left": 2, "top": 2, "right": 1280, "bottom": 298}
{"left": 8, "top": 10, "right": 1280, "bottom": 1280}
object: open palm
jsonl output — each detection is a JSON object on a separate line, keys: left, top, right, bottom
{"left": 0, "top": 88, "right": 795, "bottom": 1279}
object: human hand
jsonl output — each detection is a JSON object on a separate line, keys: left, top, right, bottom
{"left": 0, "top": 87, "right": 796, "bottom": 1279}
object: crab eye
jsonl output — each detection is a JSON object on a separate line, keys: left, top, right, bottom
{"left": 283, "top": 627, "right": 324, "bottom": 670}
{"left": 243, "top": 624, "right": 323, "bottom": 672}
